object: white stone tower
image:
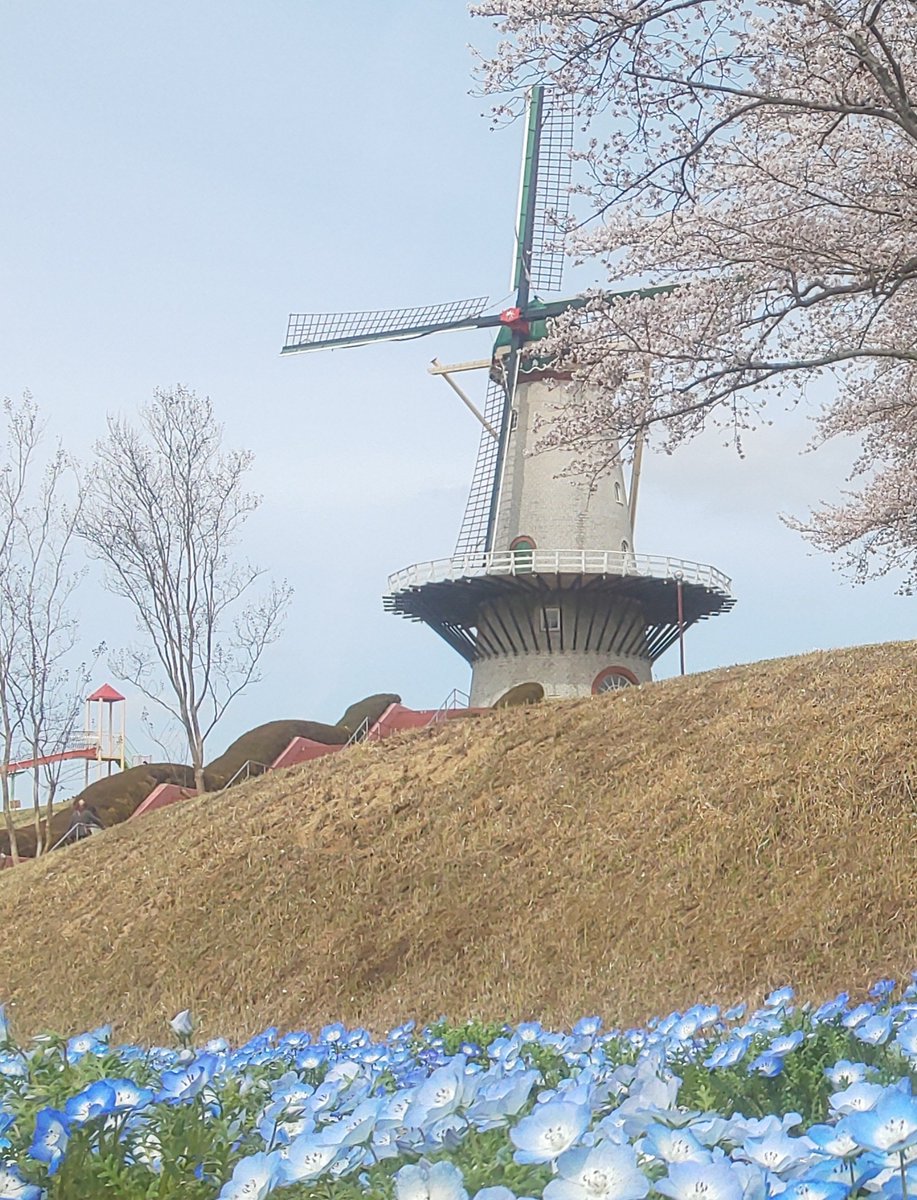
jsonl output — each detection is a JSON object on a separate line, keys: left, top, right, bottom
{"left": 283, "top": 87, "right": 734, "bottom": 703}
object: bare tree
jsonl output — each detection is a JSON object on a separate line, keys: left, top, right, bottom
{"left": 0, "top": 395, "right": 87, "bottom": 861}
{"left": 475, "top": 0, "right": 917, "bottom": 588}
{"left": 78, "top": 385, "right": 292, "bottom": 793}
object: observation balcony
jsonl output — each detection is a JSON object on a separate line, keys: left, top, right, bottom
{"left": 384, "top": 548, "right": 734, "bottom": 664}
{"left": 387, "top": 549, "right": 731, "bottom": 595}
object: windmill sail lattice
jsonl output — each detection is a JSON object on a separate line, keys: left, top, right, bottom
{"left": 284, "top": 297, "right": 489, "bottom": 353}
{"left": 454, "top": 375, "right": 507, "bottom": 557}
{"left": 527, "top": 94, "right": 574, "bottom": 293}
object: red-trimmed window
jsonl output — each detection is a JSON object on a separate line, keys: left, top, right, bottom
{"left": 510, "top": 535, "right": 536, "bottom": 573}
{"left": 592, "top": 666, "right": 639, "bottom": 694}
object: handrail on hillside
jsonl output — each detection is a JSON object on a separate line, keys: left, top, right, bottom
{"left": 345, "top": 716, "right": 372, "bottom": 746}
{"left": 427, "top": 688, "right": 471, "bottom": 727}
{"left": 221, "top": 760, "right": 269, "bottom": 791}
{"left": 49, "top": 824, "right": 100, "bottom": 853}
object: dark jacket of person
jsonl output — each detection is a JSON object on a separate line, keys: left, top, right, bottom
{"left": 67, "top": 803, "right": 104, "bottom": 834}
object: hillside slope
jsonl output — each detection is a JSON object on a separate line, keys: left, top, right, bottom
{"left": 1, "top": 641, "right": 915, "bottom": 1044}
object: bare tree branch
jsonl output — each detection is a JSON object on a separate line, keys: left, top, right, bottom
{"left": 78, "top": 386, "right": 292, "bottom": 790}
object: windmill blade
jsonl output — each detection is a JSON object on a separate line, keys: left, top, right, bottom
{"left": 454, "top": 373, "right": 510, "bottom": 558}
{"left": 511, "top": 87, "right": 574, "bottom": 299}
{"left": 282, "top": 296, "right": 492, "bottom": 354}
{"left": 528, "top": 91, "right": 574, "bottom": 294}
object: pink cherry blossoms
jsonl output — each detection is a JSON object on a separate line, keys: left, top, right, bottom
{"left": 473, "top": 0, "right": 917, "bottom": 588}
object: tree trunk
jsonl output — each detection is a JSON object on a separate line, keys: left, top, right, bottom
{"left": 1, "top": 778, "right": 20, "bottom": 866}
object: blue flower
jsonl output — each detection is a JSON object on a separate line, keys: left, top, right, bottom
{"left": 573, "top": 1017, "right": 603, "bottom": 1038}
{"left": 0, "top": 1165, "right": 42, "bottom": 1200}
{"left": 315, "top": 1096, "right": 382, "bottom": 1147}
{"left": 824, "top": 1061, "right": 867, "bottom": 1089}
{"left": 467, "top": 1068, "right": 540, "bottom": 1130}
{"left": 769, "top": 1031, "right": 804, "bottom": 1056}
{"left": 765, "top": 988, "right": 795, "bottom": 1010}
{"left": 844, "top": 1089, "right": 917, "bottom": 1153}
{"left": 871, "top": 1163, "right": 917, "bottom": 1200}
{"left": 704, "top": 1037, "right": 750, "bottom": 1069}
{"left": 642, "top": 1124, "right": 709, "bottom": 1165}
{"left": 656, "top": 1160, "right": 746, "bottom": 1200}
{"left": 829, "top": 1081, "right": 884, "bottom": 1115}
{"left": 157, "top": 1053, "right": 218, "bottom": 1103}
{"left": 778, "top": 1182, "right": 849, "bottom": 1200}
{"left": 108, "top": 1078, "right": 154, "bottom": 1112}
{"left": 217, "top": 1150, "right": 281, "bottom": 1200}
{"left": 813, "top": 994, "right": 850, "bottom": 1023}
{"left": 395, "top": 1160, "right": 468, "bottom": 1200}
{"left": 405, "top": 1058, "right": 478, "bottom": 1127}
{"left": 896, "top": 1020, "right": 917, "bottom": 1058}
{"left": 748, "top": 1053, "right": 784, "bottom": 1078}
{"left": 64, "top": 1080, "right": 117, "bottom": 1124}
{"left": 29, "top": 1107, "right": 69, "bottom": 1174}
{"left": 806, "top": 1153, "right": 881, "bottom": 1191}
{"left": 854, "top": 1014, "right": 893, "bottom": 1046}
{"left": 0, "top": 1055, "right": 27, "bottom": 1080}
{"left": 276, "top": 1134, "right": 341, "bottom": 1184}
{"left": 869, "top": 979, "right": 896, "bottom": 1000}
{"left": 544, "top": 1140, "right": 650, "bottom": 1200}
{"left": 842, "top": 1003, "right": 874, "bottom": 1029}
{"left": 738, "top": 1131, "right": 815, "bottom": 1175}
{"left": 808, "top": 1122, "right": 860, "bottom": 1158}
{"left": 511, "top": 1099, "right": 591, "bottom": 1164}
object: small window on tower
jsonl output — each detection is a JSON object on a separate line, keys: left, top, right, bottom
{"left": 614, "top": 481, "right": 623, "bottom": 503}
{"left": 510, "top": 535, "right": 536, "bottom": 573}
{"left": 542, "top": 606, "right": 562, "bottom": 634}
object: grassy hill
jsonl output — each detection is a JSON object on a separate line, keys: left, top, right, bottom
{"left": 1, "top": 641, "right": 915, "bottom": 1045}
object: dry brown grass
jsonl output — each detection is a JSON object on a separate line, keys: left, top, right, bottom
{"left": 0, "top": 763, "right": 195, "bottom": 858}
{"left": 1, "top": 641, "right": 915, "bottom": 1045}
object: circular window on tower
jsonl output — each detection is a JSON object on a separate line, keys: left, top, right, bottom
{"left": 592, "top": 666, "right": 639, "bottom": 694}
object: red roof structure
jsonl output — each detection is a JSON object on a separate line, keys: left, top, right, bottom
{"left": 86, "top": 683, "right": 125, "bottom": 703}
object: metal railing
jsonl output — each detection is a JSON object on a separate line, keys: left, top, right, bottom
{"left": 346, "top": 716, "right": 373, "bottom": 746}
{"left": 50, "top": 823, "right": 101, "bottom": 852}
{"left": 221, "top": 760, "right": 269, "bottom": 790}
{"left": 388, "top": 549, "right": 732, "bottom": 594}
{"left": 427, "top": 688, "right": 472, "bottom": 727}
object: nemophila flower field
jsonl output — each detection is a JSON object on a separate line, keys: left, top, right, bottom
{"left": 2, "top": 982, "right": 917, "bottom": 1199}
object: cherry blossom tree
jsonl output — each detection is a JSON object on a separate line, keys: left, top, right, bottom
{"left": 473, "top": 0, "right": 917, "bottom": 588}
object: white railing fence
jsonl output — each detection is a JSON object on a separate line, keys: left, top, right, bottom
{"left": 388, "top": 549, "right": 731, "bottom": 595}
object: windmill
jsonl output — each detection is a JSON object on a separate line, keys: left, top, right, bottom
{"left": 282, "top": 87, "right": 734, "bottom": 704}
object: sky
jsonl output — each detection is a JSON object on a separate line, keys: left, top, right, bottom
{"left": 0, "top": 1, "right": 912, "bottom": 771}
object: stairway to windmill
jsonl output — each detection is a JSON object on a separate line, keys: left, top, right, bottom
{"left": 282, "top": 86, "right": 734, "bottom": 705}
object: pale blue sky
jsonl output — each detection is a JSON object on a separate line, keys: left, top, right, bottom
{"left": 1, "top": 2, "right": 912, "bottom": 764}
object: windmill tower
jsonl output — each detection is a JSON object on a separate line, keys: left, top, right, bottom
{"left": 283, "top": 88, "right": 734, "bottom": 705}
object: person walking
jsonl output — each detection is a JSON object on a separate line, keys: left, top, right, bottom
{"left": 67, "top": 797, "right": 104, "bottom": 842}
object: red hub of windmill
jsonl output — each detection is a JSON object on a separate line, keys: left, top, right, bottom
{"left": 499, "top": 307, "right": 530, "bottom": 334}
